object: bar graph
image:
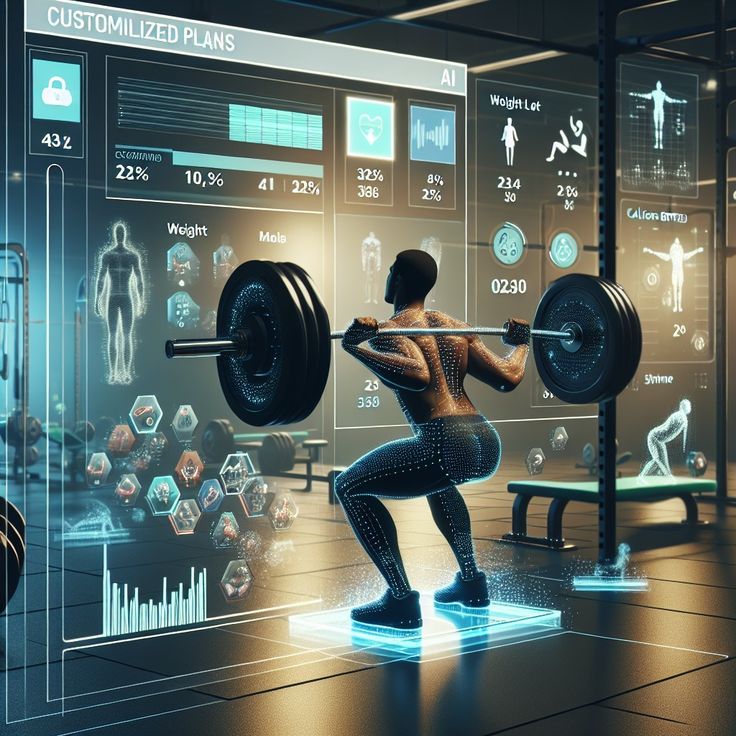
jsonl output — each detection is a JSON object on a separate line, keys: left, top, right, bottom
{"left": 101, "top": 545, "right": 208, "bottom": 637}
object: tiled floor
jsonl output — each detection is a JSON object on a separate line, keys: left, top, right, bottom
{"left": 2, "top": 460, "right": 735, "bottom": 735}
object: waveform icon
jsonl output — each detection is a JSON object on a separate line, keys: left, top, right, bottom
{"left": 101, "top": 544, "right": 208, "bottom": 637}
{"left": 412, "top": 117, "right": 451, "bottom": 151}
{"left": 409, "top": 105, "right": 456, "bottom": 165}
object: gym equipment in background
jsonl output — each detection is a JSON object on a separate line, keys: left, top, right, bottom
{"left": 165, "top": 261, "right": 643, "bottom": 425}
{"left": 576, "top": 441, "right": 632, "bottom": 476}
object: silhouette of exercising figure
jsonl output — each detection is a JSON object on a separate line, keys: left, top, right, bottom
{"left": 546, "top": 116, "right": 588, "bottom": 162}
{"left": 336, "top": 250, "right": 529, "bottom": 629}
{"left": 94, "top": 223, "right": 145, "bottom": 385}
{"left": 643, "top": 238, "right": 703, "bottom": 313}
{"left": 501, "top": 117, "right": 518, "bottom": 166}
{"left": 630, "top": 81, "right": 686, "bottom": 150}
{"left": 639, "top": 399, "right": 691, "bottom": 477}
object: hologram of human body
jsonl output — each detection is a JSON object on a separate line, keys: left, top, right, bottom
{"left": 630, "top": 80, "right": 686, "bottom": 150}
{"left": 94, "top": 222, "right": 145, "bottom": 385}
{"left": 639, "top": 399, "right": 691, "bottom": 477}
{"left": 642, "top": 238, "right": 703, "bottom": 313}
{"left": 361, "top": 232, "right": 382, "bottom": 304}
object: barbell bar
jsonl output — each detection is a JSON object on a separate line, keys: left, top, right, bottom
{"left": 164, "top": 260, "right": 642, "bottom": 426}
{"left": 166, "top": 325, "right": 577, "bottom": 359}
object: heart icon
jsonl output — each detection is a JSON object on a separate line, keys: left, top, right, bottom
{"left": 359, "top": 114, "right": 383, "bottom": 146}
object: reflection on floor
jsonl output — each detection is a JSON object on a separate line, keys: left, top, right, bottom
{"left": 2, "top": 459, "right": 736, "bottom": 735}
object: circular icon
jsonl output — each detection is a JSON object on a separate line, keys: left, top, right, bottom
{"left": 491, "top": 222, "right": 525, "bottom": 266}
{"left": 642, "top": 266, "right": 660, "bottom": 291}
{"left": 549, "top": 231, "right": 579, "bottom": 269}
{"left": 691, "top": 330, "right": 708, "bottom": 353}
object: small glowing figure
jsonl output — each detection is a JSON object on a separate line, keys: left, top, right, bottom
{"left": 642, "top": 238, "right": 703, "bottom": 313}
{"left": 546, "top": 116, "right": 588, "bottom": 162}
{"left": 94, "top": 222, "right": 146, "bottom": 385}
{"left": 501, "top": 117, "right": 518, "bottom": 166}
{"left": 640, "top": 399, "right": 691, "bottom": 477}
{"left": 595, "top": 543, "right": 631, "bottom": 578}
{"left": 629, "top": 81, "right": 686, "bottom": 150}
{"left": 361, "top": 232, "right": 382, "bottom": 305}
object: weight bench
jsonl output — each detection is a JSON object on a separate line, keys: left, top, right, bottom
{"left": 501, "top": 476, "right": 717, "bottom": 550}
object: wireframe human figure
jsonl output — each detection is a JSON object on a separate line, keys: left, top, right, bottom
{"left": 642, "top": 238, "right": 703, "bottom": 313}
{"left": 361, "top": 231, "right": 382, "bottom": 304}
{"left": 501, "top": 117, "right": 518, "bottom": 166}
{"left": 546, "top": 115, "right": 588, "bottom": 162}
{"left": 639, "top": 399, "right": 691, "bottom": 477}
{"left": 336, "top": 250, "right": 529, "bottom": 630}
{"left": 630, "top": 81, "right": 686, "bottom": 150}
{"left": 94, "top": 222, "right": 145, "bottom": 385}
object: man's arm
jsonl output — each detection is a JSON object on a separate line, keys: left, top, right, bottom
{"left": 467, "top": 334, "right": 528, "bottom": 392}
{"left": 643, "top": 247, "right": 671, "bottom": 262}
{"left": 94, "top": 255, "right": 108, "bottom": 316}
{"left": 342, "top": 318, "right": 430, "bottom": 391}
{"left": 683, "top": 247, "right": 704, "bottom": 261}
{"left": 132, "top": 255, "right": 145, "bottom": 316}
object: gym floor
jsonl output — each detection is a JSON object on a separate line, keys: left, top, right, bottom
{"left": 3, "top": 462, "right": 736, "bottom": 736}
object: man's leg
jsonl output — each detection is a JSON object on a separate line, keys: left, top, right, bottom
{"left": 427, "top": 487, "right": 478, "bottom": 581}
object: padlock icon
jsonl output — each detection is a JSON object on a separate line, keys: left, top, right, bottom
{"left": 41, "top": 76, "right": 72, "bottom": 107}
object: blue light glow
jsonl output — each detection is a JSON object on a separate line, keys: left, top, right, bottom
{"left": 572, "top": 576, "right": 649, "bottom": 592}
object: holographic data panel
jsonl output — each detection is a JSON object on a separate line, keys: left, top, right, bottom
{"left": 5, "top": 0, "right": 467, "bottom": 726}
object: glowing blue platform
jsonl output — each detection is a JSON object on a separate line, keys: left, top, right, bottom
{"left": 572, "top": 576, "right": 649, "bottom": 592}
{"left": 289, "top": 595, "right": 562, "bottom": 660}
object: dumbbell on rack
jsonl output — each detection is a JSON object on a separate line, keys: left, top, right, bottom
{"left": 0, "top": 496, "right": 26, "bottom": 614}
{"left": 201, "top": 420, "right": 328, "bottom": 492}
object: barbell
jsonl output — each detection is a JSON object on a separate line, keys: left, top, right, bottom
{"left": 165, "top": 260, "right": 642, "bottom": 426}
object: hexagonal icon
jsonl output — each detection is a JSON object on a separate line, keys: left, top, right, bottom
{"left": 269, "top": 493, "right": 298, "bottom": 532}
{"left": 687, "top": 450, "right": 708, "bottom": 477}
{"left": 146, "top": 475, "right": 180, "bottom": 516}
{"left": 239, "top": 476, "right": 273, "bottom": 518}
{"left": 167, "top": 242, "right": 200, "bottom": 288}
{"left": 129, "top": 395, "right": 163, "bottom": 434}
{"left": 213, "top": 242, "right": 238, "bottom": 282}
{"left": 167, "top": 291, "right": 200, "bottom": 330}
{"left": 114, "top": 473, "right": 141, "bottom": 506}
{"left": 550, "top": 426, "right": 569, "bottom": 452}
{"left": 236, "top": 530, "right": 263, "bottom": 561}
{"left": 219, "top": 452, "right": 256, "bottom": 495}
{"left": 106, "top": 423, "right": 135, "bottom": 456}
{"left": 211, "top": 511, "right": 240, "bottom": 549}
{"left": 175, "top": 450, "right": 204, "bottom": 488}
{"left": 220, "top": 559, "right": 253, "bottom": 603}
{"left": 525, "top": 448, "right": 546, "bottom": 476}
{"left": 171, "top": 404, "right": 198, "bottom": 444}
{"left": 198, "top": 479, "right": 225, "bottom": 513}
{"left": 86, "top": 452, "right": 112, "bottom": 486}
{"left": 169, "top": 498, "right": 202, "bottom": 535}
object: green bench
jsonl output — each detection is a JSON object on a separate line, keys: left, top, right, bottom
{"left": 501, "top": 476, "right": 717, "bottom": 550}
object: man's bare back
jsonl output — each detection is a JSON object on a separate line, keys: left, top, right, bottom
{"left": 346, "top": 308, "right": 528, "bottom": 425}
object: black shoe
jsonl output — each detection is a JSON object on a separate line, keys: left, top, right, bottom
{"left": 434, "top": 572, "right": 490, "bottom": 609}
{"left": 350, "top": 589, "right": 422, "bottom": 630}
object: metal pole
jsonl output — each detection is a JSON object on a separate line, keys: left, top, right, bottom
{"left": 597, "top": 0, "right": 618, "bottom": 564}
{"left": 715, "top": 0, "right": 729, "bottom": 499}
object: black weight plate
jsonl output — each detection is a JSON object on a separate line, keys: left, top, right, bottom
{"left": 217, "top": 261, "right": 308, "bottom": 426}
{"left": 201, "top": 419, "right": 235, "bottom": 463}
{"left": 274, "top": 263, "right": 318, "bottom": 425}
{"left": 610, "top": 280, "right": 643, "bottom": 388}
{"left": 275, "top": 432, "right": 296, "bottom": 470}
{"left": 259, "top": 433, "right": 282, "bottom": 474}
{"left": 0, "top": 497, "right": 25, "bottom": 551}
{"left": 597, "top": 278, "right": 634, "bottom": 399}
{"left": 533, "top": 274, "right": 625, "bottom": 404}
{"left": 0, "top": 514, "right": 25, "bottom": 564}
{"left": 0, "top": 530, "right": 21, "bottom": 611}
{"left": 280, "top": 262, "right": 332, "bottom": 423}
